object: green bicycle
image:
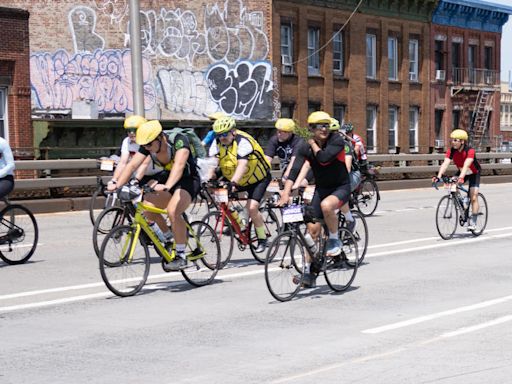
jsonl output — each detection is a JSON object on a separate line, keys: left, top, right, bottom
{"left": 99, "top": 185, "right": 221, "bottom": 297}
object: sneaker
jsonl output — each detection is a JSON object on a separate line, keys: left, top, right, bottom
{"left": 164, "top": 255, "right": 187, "bottom": 271}
{"left": 302, "top": 273, "right": 317, "bottom": 288}
{"left": 347, "top": 219, "right": 357, "bottom": 233}
{"left": 254, "top": 239, "right": 268, "bottom": 253}
{"left": 467, "top": 216, "right": 477, "bottom": 231}
{"left": 326, "top": 238, "right": 342, "bottom": 257}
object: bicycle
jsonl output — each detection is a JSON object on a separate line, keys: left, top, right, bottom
{"left": 351, "top": 165, "right": 380, "bottom": 216}
{"left": 433, "top": 176, "right": 488, "bottom": 240}
{"left": 89, "top": 175, "right": 119, "bottom": 225}
{"left": 0, "top": 197, "right": 39, "bottom": 265}
{"left": 202, "top": 180, "right": 280, "bottom": 267}
{"left": 264, "top": 201, "right": 359, "bottom": 302}
{"left": 187, "top": 182, "right": 218, "bottom": 222}
{"left": 98, "top": 185, "right": 221, "bottom": 297}
{"left": 92, "top": 204, "right": 131, "bottom": 258}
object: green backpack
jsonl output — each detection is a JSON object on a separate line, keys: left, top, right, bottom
{"left": 163, "top": 128, "right": 206, "bottom": 158}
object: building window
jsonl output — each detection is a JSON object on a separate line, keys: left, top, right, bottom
{"left": 308, "top": 27, "right": 320, "bottom": 75}
{"left": 409, "top": 107, "right": 419, "bottom": 151}
{"left": 366, "top": 105, "right": 377, "bottom": 152}
{"left": 409, "top": 39, "right": 419, "bottom": 82}
{"left": 484, "top": 46, "right": 493, "bottom": 84}
{"left": 366, "top": 34, "right": 377, "bottom": 79}
{"left": 388, "top": 107, "right": 398, "bottom": 151}
{"left": 452, "top": 109, "right": 461, "bottom": 130}
{"left": 452, "top": 42, "right": 462, "bottom": 83}
{"left": 281, "top": 102, "right": 295, "bottom": 119}
{"left": 468, "top": 44, "right": 477, "bottom": 83}
{"left": 308, "top": 102, "right": 321, "bottom": 115}
{"left": 333, "top": 30, "right": 343, "bottom": 74}
{"left": 435, "top": 40, "right": 444, "bottom": 71}
{"left": 0, "top": 88, "right": 6, "bottom": 138}
{"left": 435, "top": 109, "right": 444, "bottom": 140}
{"left": 333, "top": 104, "right": 345, "bottom": 125}
{"left": 281, "top": 23, "right": 294, "bottom": 74}
{"left": 388, "top": 37, "right": 398, "bottom": 80}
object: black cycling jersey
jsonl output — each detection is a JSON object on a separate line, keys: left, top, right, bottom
{"left": 264, "top": 134, "right": 302, "bottom": 171}
{"left": 288, "top": 133, "right": 350, "bottom": 188}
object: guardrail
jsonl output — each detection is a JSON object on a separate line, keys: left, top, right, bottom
{"left": 12, "top": 152, "right": 512, "bottom": 192}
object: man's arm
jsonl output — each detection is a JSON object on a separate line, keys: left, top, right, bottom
{"left": 436, "top": 157, "right": 452, "bottom": 179}
{"left": 108, "top": 152, "right": 147, "bottom": 191}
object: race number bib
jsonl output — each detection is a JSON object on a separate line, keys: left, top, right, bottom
{"left": 100, "top": 159, "right": 115, "bottom": 171}
{"left": 213, "top": 188, "right": 228, "bottom": 203}
{"left": 266, "top": 180, "right": 280, "bottom": 193}
{"left": 282, "top": 205, "right": 304, "bottom": 223}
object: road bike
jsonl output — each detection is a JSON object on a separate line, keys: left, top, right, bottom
{"left": 433, "top": 176, "right": 488, "bottom": 240}
{"left": 202, "top": 180, "right": 280, "bottom": 267}
{"left": 351, "top": 165, "right": 380, "bottom": 216}
{"left": 92, "top": 204, "right": 131, "bottom": 258}
{"left": 264, "top": 201, "right": 359, "bottom": 302}
{"left": 98, "top": 185, "right": 221, "bottom": 297}
{"left": 89, "top": 175, "right": 119, "bottom": 225}
{"left": 0, "top": 198, "right": 39, "bottom": 265}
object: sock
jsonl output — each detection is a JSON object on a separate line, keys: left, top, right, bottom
{"left": 329, "top": 232, "right": 338, "bottom": 240}
{"left": 345, "top": 210, "right": 354, "bottom": 222}
{"left": 255, "top": 226, "right": 266, "bottom": 240}
{"left": 176, "top": 244, "right": 186, "bottom": 259}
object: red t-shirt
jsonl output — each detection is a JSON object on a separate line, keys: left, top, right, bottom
{"left": 446, "top": 147, "right": 480, "bottom": 174}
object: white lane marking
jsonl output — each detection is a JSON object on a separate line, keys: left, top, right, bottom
{"left": 0, "top": 292, "right": 111, "bottom": 312}
{"left": 362, "top": 294, "right": 512, "bottom": 334}
{"left": 441, "top": 315, "right": 512, "bottom": 338}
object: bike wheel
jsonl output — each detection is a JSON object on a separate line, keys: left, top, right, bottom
{"left": 99, "top": 225, "right": 150, "bottom": 297}
{"left": 356, "top": 179, "right": 379, "bottom": 216}
{"left": 435, "top": 195, "right": 458, "bottom": 240}
{"left": 181, "top": 221, "right": 220, "bottom": 287}
{"left": 325, "top": 228, "right": 358, "bottom": 292}
{"left": 265, "top": 231, "right": 305, "bottom": 302}
{"left": 92, "top": 206, "right": 129, "bottom": 258}
{"left": 0, "top": 204, "right": 39, "bottom": 265}
{"left": 89, "top": 188, "right": 103, "bottom": 225}
{"left": 187, "top": 192, "right": 213, "bottom": 222}
{"left": 249, "top": 208, "right": 281, "bottom": 263}
{"left": 469, "top": 192, "right": 488, "bottom": 236}
{"left": 344, "top": 210, "right": 368, "bottom": 266}
{"left": 202, "top": 210, "right": 234, "bottom": 268}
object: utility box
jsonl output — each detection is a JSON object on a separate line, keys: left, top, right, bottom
{"left": 72, "top": 100, "right": 98, "bottom": 119}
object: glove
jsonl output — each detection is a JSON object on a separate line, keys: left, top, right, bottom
{"left": 457, "top": 177, "right": 465, "bottom": 185}
{"left": 432, "top": 176, "right": 440, "bottom": 184}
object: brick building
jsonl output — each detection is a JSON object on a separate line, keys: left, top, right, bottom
{"left": 0, "top": 6, "right": 31, "bottom": 157}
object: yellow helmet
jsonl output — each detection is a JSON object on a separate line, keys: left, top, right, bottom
{"left": 450, "top": 129, "right": 468, "bottom": 141}
{"left": 275, "top": 118, "right": 296, "bottom": 132}
{"left": 136, "top": 120, "right": 162, "bottom": 145}
{"left": 208, "top": 111, "right": 226, "bottom": 121}
{"left": 329, "top": 118, "right": 340, "bottom": 131}
{"left": 307, "top": 111, "right": 331, "bottom": 124}
{"left": 124, "top": 115, "right": 146, "bottom": 129}
{"left": 213, "top": 116, "right": 236, "bottom": 134}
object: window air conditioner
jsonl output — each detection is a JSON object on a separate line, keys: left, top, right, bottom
{"left": 281, "top": 55, "right": 293, "bottom": 74}
{"left": 435, "top": 70, "right": 446, "bottom": 81}
{"left": 409, "top": 72, "right": 418, "bottom": 81}
{"left": 434, "top": 139, "right": 444, "bottom": 148}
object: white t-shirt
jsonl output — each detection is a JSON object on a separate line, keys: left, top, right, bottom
{"left": 119, "top": 136, "right": 161, "bottom": 176}
{"left": 209, "top": 136, "right": 253, "bottom": 158}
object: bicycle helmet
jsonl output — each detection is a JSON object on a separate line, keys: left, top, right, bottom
{"left": 341, "top": 122, "right": 354, "bottom": 133}
{"left": 213, "top": 116, "right": 236, "bottom": 134}
{"left": 136, "top": 120, "right": 162, "bottom": 145}
{"left": 329, "top": 118, "right": 340, "bottom": 131}
{"left": 450, "top": 129, "right": 468, "bottom": 141}
{"left": 307, "top": 111, "right": 331, "bottom": 124}
{"left": 124, "top": 115, "right": 146, "bottom": 129}
{"left": 275, "top": 118, "right": 296, "bottom": 132}
{"left": 207, "top": 111, "right": 226, "bottom": 121}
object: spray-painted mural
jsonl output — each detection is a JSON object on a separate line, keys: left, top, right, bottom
{"left": 28, "top": 0, "right": 274, "bottom": 120}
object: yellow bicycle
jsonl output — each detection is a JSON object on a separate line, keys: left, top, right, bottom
{"left": 99, "top": 185, "right": 221, "bottom": 297}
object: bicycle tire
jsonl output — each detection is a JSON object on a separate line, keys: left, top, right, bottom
{"left": 89, "top": 188, "right": 103, "bottom": 225}
{"left": 343, "top": 210, "right": 368, "bottom": 266}
{"left": 92, "top": 206, "right": 130, "bottom": 258}
{"left": 0, "top": 204, "right": 39, "bottom": 265}
{"left": 181, "top": 221, "right": 220, "bottom": 287}
{"left": 202, "top": 210, "right": 234, "bottom": 268}
{"left": 99, "top": 225, "right": 150, "bottom": 297}
{"left": 248, "top": 207, "right": 281, "bottom": 263}
{"left": 356, "top": 179, "right": 379, "bottom": 216}
{"left": 469, "top": 192, "right": 488, "bottom": 237}
{"left": 325, "top": 228, "right": 358, "bottom": 292}
{"left": 435, "top": 195, "right": 458, "bottom": 240}
{"left": 265, "top": 231, "right": 305, "bottom": 302}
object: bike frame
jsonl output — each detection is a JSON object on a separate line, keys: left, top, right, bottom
{"left": 442, "top": 182, "right": 471, "bottom": 222}
{"left": 217, "top": 201, "right": 251, "bottom": 244}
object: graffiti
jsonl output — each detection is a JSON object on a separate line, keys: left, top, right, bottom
{"left": 30, "top": 49, "right": 156, "bottom": 113}
{"left": 157, "top": 68, "right": 218, "bottom": 116}
{"left": 69, "top": 6, "right": 105, "bottom": 53}
{"left": 94, "top": 0, "right": 128, "bottom": 25}
{"left": 206, "top": 60, "right": 273, "bottom": 119}
{"left": 135, "top": 0, "right": 269, "bottom": 65}
{"left": 272, "top": 66, "right": 280, "bottom": 121}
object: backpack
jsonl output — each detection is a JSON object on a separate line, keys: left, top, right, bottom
{"left": 163, "top": 128, "right": 206, "bottom": 159}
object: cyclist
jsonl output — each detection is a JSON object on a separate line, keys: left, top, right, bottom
{"left": 278, "top": 111, "right": 352, "bottom": 288}
{"left": 202, "top": 112, "right": 226, "bottom": 149}
{"left": 0, "top": 136, "right": 15, "bottom": 200}
{"left": 265, "top": 118, "right": 311, "bottom": 187}
{"left": 111, "top": 120, "right": 201, "bottom": 269}
{"left": 342, "top": 122, "right": 368, "bottom": 173}
{"left": 433, "top": 129, "right": 481, "bottom": 231}
{"left": 332, "top": 118, "right": 361, "bottom": 193}
{"left": 208, "top": 116, "right": 271, "bottom": 253}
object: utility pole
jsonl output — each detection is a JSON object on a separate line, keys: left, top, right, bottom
{"left": 128, "top": 0, "right": 144, "bottom": 116}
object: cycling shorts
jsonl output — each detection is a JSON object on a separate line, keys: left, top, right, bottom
{"left": 310, "top": 183, "right": 351, "bottom": 219}
{"left": 237, "top": 173, "right": 271, "bottom": 203}
{"left": 461, "top": 173, "right": 480, "bottom": 188}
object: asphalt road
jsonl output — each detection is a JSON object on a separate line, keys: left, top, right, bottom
{"left": 1, "top": 183, "right": 512, "bottom": 383}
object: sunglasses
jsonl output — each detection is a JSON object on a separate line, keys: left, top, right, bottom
{"left": 451, "top": 138, "right": 462, "bottom": 142}
{"left": 142, "top": 139, "right": 158, "bottom": 149}
{"left": 216, "top": 131, "right": 230, "bottom": 138}
{"left": 309, "top": 124, "right": 329, "bottom": 131}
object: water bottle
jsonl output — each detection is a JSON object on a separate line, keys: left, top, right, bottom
{"left": 149, "top": 222, "right": 166, "bottom": 243}
{"left": 463, "top": 196, "right": 470, "bottom": 206}
{"left": 303, "top": 233, "right": 317, "bottom": 254}
{"left": 239, "top": 209, "right": 248, "bottom": 231}
{"left": 230, "top": 206, "right": 243, "bottom": 228}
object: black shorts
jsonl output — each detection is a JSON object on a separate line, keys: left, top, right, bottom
{"left": 465, "top": 173, "right": 480, "bottom": 188}
{"left": 139, "top": 171, "right": 169, "bottom": 186}
{"left": 237, "top": 174, "right": 271, "bottom": 203}
{"left": 0, "top": 175, "right": 14, "bottom": 200}
{"left": 170, "top": 175, "right": 201, "bottom": 200}
{"left": 310, "top": 183, "right": 351, "bottom": 219}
